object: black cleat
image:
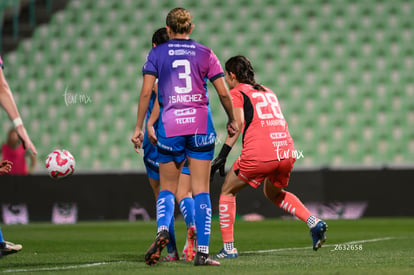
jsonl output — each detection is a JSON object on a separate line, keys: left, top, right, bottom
{"left": 0, "top": 241, "right": 22, "bottom": 257}
{"left": 310, "top": 220, "right": 328, "bottom": 251}
{"left": 145, "top": 230, "right": 170, "bottom": 265}
{"left": 194, "top": 252, "right": 220, "bottom": 266}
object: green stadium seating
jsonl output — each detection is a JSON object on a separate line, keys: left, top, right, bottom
{"left": 1, "top": 0, "right": 413, "bottom": 171}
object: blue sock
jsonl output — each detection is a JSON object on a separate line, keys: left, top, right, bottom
{"left": 179, "top": 197, "right": 195, "bottom": 228}
{"left": 0, "top": 227, "right": 4, "bottom": 243}
{"left": 166, "top": 215, "right": 177, "bottom": 253}
{"left": 194, "top": 192, "right": 212, "bottom": 254}
{"left": 156, "top": 190, "right": 175, "bottom": 234}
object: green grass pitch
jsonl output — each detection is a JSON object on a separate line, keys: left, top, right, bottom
{"left": 0, "top": 218, "right": 413, "bottom": 274}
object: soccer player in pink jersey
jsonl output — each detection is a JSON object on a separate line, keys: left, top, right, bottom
{"left": 0, "top": 55, "right": 37, "bottom": 257}
{"left": 1, "top": 128, "right": 37, "bottom": 175}
{"left": 211, "top": 56, "right": 327, "bottom": 259}
{"left": 131, "top": 8, "right": 238, "bottom": 266}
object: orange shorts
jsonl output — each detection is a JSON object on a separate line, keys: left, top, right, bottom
{"left": 232, "top": 156, "right": 295, "bottom": 189}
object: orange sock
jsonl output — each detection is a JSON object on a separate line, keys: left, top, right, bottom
{"left": 273, "top": 191, "right": 311, "bottom": 222}
{"left": 219, "top": 195, "right": 236, "bottom": 243}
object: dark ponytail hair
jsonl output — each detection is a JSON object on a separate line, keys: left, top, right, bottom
{"left": 152, "top": 27, "right": 169, "bottom": 46}
{"left": 225, "top": 55, "right": 265, "bottom": 91}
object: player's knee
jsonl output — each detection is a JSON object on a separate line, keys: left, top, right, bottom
{"left": 263, "top": 182, "right": 282, "bottom": 201}
{"left": 220, "top": 182, "right": 236, "bottom": 197}
{"left": 263, "top": 188, "right": 272, "bottom": 201}
{"left": 176, "top": 191, "right": 192, "bottom": 202}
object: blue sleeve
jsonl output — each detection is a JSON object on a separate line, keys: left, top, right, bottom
{"left": 142, "top": 50, "right": 158, "bottom": 77}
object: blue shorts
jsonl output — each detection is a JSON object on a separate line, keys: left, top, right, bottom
{"left": 182, "top": 160, "right": 190, "bottom": 175}
{"left": 142, "top": 137, "right": 160, "bottom": 181}
{"left": 143, "top": 135, "right": 191, "bottom": 179}
{"left": 157, "top": 132, "right": 216, "bottom": 163}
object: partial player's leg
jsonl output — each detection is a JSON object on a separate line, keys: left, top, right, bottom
{"left": 143, "top": 140, "right": 161, "bottom": 201}
{"left": 215, "top": 169, "right": 248, "bottom": 259}
{"left": 263, "top": 158, "right": 327, "bottom": 251}
{"left": 0, "top": 228, "right": 22, "bottom": 257}
{"left": 187, "top": 157, "right": 219, "bottom": 266}
{"left": 148, "top": 176, "right": 180, "bottom": 262}
{"left": 145, "top": 160, "right": 183, "bottom": 265}
{"left": 160, "top": 216, "right": 180, "bottom": 261}
{"left": 176, "top": 169, "right": 196, "bottom": 262}
{"left": 0, "top": 241, "right": 22, "bottom": 257}
{"left": 148, "top": 178, "right": 160, "bottom": 201}
{"left": 186, "top": 130, "right": 220, "bottom": 266}
{"left": 145, "top": 155, "right": 178, "bottom": 262}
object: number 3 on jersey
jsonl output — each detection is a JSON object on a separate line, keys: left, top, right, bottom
{"left": 172, "top": 59, "right": 192, "bottom": 94}
{"left": 252, "top": 92, "right": 284, "bottom": 120}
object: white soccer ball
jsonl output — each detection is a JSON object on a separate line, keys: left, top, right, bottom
{"left": 45, "top": 149, "right": 76, "bottom": 180}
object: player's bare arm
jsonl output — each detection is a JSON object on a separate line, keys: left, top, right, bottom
{"left": 131, "top": 74, "right": 156, "bottom": 148}
{"left": 210, "top": 106, "right": 243, "bottom": 178}
{"left": 0, "top": 67, "right": 37, "bottom": 155}
{"left": 0, "top": 68, "right": 20, "bottom": 122}
{"left": 223, "top": 106, "right": 243, "bottom": 147}
{"left": 146, "top": 86, "right": 160, "bottom": 145}
{"left": 211, "top": 77, "right": 238, "bottom": 137}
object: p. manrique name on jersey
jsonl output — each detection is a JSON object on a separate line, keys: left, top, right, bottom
{"left": 261, "top": 119, "right": 286, "bottom": 127}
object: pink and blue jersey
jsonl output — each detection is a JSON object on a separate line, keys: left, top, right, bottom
{"left": 142, "top": 39, "right": 224, "bottom": 138}
{"left": 0, "top": 56, "right": 4, "bottom": 69}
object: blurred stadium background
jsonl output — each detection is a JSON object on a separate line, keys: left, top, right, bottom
{"left": 0, "top": 0, "right": 413, "bottom": 221}
{"left": 1, "top": 0, "right": 412, "bottom": 172}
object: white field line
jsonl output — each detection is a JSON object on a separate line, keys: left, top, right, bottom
{"left": 2, "top": 261, "right": 126, "bottom": 273}
{"left": 2, "top": 237, "right": 395, "bottom": 273}
{"left": 242, "top": 237, "right": 395, "bottom": 254}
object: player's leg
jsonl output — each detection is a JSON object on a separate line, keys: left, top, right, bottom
{"left": 159, "top": 183, "right": 179, "bottom": 262}
{"left": 143, "top": 138, "right": 161, "bottom": 201}
{"left": 186, "top": 127, "right": 219, "bottom": 266}
{"left": 0, "top": 227, "right": 22, "bottom": 257}
{"left": 176, "top": 167, "right": 196, "bottom": 261}
{"left": 150, "top": 164, "right": 180, "bottom": 261}
{"left": 0, "top": 227, "right": 3, "bottom": 246}
{"left": 215, "top": 168, "right": 248, "bottom": 259}
{"left": 263, "top": 158, "right": 327, "bottom": 251}
{"left": 187, "top": 158, "right": 210, "bottom": 245}
{"left": 177, "top": 166, "right": 195, "bottom": 229}
{"left": 187, "top": 157, "right": 219, "bottom": 266}
{"left": 145, "top": 160, "right": 183, "bottom": 265}
{"left": 145, "top": 135, "right": 185, "bottom": 265}
{"left": 148, "top": 176, "right": 180, "bottom": 262}
{"left": 148, "top": 178, "right": 159, "bottom": 201}
{"left": 161, "top": 215, "right": 180, "bottom": 261}
{"left": 144, "top": 140, "right": 178, "bottom": 261}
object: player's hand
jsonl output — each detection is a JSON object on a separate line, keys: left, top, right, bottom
{"left": 0, "top": 160, "right": 13, "bottom": 175}
{"left": 211, "top": 156, "right": 226, "bottom": 179}
{"left": 147, "top": 124, "right": 157, "bottom": 145}
{"left": 227, "top": 119, "right": 238, "bottom": 137}
{"left": 210, "top": 144, "right": 232, "bottom": 180}
{"left": 15, "top": 125, "right": 37, "bottom": 155}
{"left": 131, "top": 128, "right": 144, "bottom": 151}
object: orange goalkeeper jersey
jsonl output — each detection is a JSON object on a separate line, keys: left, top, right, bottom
{"left": 230, "top": 83, "right": 294, "bottom": 161}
